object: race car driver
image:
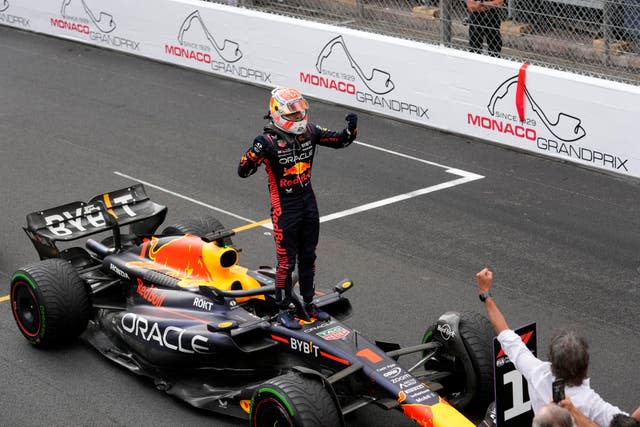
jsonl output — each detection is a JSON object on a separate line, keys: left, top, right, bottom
{"left": 238, "top": 87, "right": 358, "bottom": 329}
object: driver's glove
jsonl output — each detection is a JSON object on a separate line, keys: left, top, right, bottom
{"left": 343, "top": 113, "right": 358, "bottom": 145}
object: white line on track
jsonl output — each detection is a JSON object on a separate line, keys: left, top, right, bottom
{"left": 320, "top": 172, "right": 483, "bottom": 223}
{"left": 113, "top": 171, "right": 259, "bottom": 224}
{"left": 114, "top": 140, "right": 484, "bottom": 229}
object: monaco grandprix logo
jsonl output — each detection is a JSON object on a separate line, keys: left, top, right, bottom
{"left": 50, "top": 0, "right": 139, "bottom": 50}
{"left": 165, "top": 10, "right": 270, "bottom": 83}
{"left": 467, "top": 72, "right": 628, "bottom": 172}
{"left": 488, "top": 74, "right": 586, "bottom": 142}
{"left": 317, "top": 325, "right": 350, "bottom": 341}
{"left": 0, "top": 1, "right": 30, "bottom": 28}
{"left": 299, "top": 35, "right": 429, "bottom": 120}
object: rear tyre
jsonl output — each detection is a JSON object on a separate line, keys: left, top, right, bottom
{"left": 250, "top": 373, "right": 341, "bottom": 427}
{"left": 10, "top": 259, "right": 91, "bottom": 347}
{"left": 162, "top": 215, "right": 233, "bottom": 247}
{"left": 422, "top": 311, "right": 495, "bottom": 410}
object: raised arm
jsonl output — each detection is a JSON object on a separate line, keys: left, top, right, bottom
{"left": 316, "top": 113, "right": 358, "bottom": 148}
{"left": 475, "top": 267, "right": 509, "bottom": 334}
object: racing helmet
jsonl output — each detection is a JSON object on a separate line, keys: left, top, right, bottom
{"left": 268, "top": 87, "right": 309, "bottom": 135}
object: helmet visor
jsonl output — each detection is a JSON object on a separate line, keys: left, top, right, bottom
{"left": 282, "top": 110, "right": 307, "bottom": 122}
{"left": 280, "top": 98, "right": 309, "bottom": 115}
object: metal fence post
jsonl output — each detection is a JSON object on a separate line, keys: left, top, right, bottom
{"left": 603, "top": 0, "right": 614, "bottom": 62}
{"left": 440, "top": 0, "right": 452, "bottom": 45}
{"left": 356, "top": 0, "right": 364, "bottom": 19}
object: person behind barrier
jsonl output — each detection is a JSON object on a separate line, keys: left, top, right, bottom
{"left": 466, "top": 0, "right": 504, "bottom": 57}
{"left": 474, "top": 267, "right": 630, "bottom": 426}
{"left": 532, "top": 403, "right": 573, "bottom": 427}
{"left": 559, "top": 396, "right": 640, "bottom": 427}
{"left": 238, "top": 87, "right": 357, "bottom": 329}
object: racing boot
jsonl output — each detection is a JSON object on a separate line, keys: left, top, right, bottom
{"left": 290, "top": 295, "right": 311, "bottom": 322}
{"left": 304, "top": 299, "right": 330, "bottom": 321}
{"left": 277, "top": 310, "right": 301, "bottom": 329}
{"left": 275, "top": 288, "right": 302, "bottom": 329}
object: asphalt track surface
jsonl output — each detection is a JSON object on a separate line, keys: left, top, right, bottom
{"left": 1, "top": 26, "right": 639, "bottom": 427}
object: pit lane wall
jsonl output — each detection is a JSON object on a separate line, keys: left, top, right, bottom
{"left": 3, "top": 0, "right": 639, "bottom": 178}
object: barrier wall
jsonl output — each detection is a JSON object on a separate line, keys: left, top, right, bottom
{"left": 2, "top": 0, "right": 639, "bottom": 178}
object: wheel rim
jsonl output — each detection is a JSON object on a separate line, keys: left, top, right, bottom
{"left": 11, "top": 281, "right": 41, "bottom": 337}
{"left": 253, "top": 397, "right": 294, "bottom": 427}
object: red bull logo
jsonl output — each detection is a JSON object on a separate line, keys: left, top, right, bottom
{"left": 148, "top": 235, "right": 211, "bottom": 279}
{"left": 282, "top": 162, "right": 311, "bottom": 176}
{"left": 136, "top": 278, "right": 166, "bottom": 307}
{"left": 127, "top": 235, "right": 212, "bottom": 281}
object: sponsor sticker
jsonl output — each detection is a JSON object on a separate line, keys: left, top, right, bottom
{"left": 120, "top": 312, "right": 209, "bottom": 354}
{"left": 437, "top": 323, "right": 455, "bottom": 341}
{"left": 316, "top": 325, "right": 350, "bottom": 341}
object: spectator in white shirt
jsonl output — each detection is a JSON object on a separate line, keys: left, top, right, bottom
{"left": 474, "top": 267, "right": 637, "bottom": 427}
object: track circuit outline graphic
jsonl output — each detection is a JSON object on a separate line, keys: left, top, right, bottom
{"left": 316, "top": 35, "right": 395, "bottom": 95}
{"left": 488, "top": 75, "right": 586, "bottom": 142}
{"left": 61, "top": 0, "right": 116, "bottom": 33}
{"left": 178, "top": 10, "right": 242, "bottom": 63}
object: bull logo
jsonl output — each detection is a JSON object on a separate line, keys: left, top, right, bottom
{"left": 282, "top": 162, "right": 311, "bottom": 176}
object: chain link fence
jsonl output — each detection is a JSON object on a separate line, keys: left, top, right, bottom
{"left": 213, "top": 0, "right": 640, "bottom": 85}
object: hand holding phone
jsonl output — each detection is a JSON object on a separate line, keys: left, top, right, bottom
{"left": 552, "top": 379, "right": 565, "bottom": 403}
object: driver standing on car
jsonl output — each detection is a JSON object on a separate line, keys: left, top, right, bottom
{"left": 238, "top": 87, "right": 358, "bottom": 329}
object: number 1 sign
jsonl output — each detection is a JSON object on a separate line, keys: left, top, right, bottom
{"left": 494, "top": 323, "right": 536, "bottom": 426}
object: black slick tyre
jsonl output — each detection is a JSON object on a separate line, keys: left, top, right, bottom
{"left": 162, "top": 215, "right": 233, "bottom": 247}
{"left": 422, "top": 311, "right": 495, "bottom": 410}
{"left": 10, "top": 258, "right": 91, "bottom": 347}
{"left": 458, "top": 311, "right": 495, "bottom": 407}
{"left": 250, "top": 373, "right": 341, "bottom": 427}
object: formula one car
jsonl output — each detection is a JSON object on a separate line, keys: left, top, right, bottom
{"left": 10, "top": 184, "right": 495, "bottom": 427}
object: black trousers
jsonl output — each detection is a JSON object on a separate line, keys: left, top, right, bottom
{"left": 271, "top": 189, "right": 319, "bottom": 302}
{"left": 469, "top": 13, "right": 502, "bottom": 56}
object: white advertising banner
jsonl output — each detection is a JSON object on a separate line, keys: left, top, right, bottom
{"left": 2, "top": 0, "right": 639, "bottom": 177}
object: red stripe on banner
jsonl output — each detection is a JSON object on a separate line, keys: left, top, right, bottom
{"left": 516, "top": 63, "right": 530, "bottom": 122}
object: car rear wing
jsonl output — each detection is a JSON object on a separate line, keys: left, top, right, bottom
{"left": 24, "top": 184, "right": 167, "bottom": 259}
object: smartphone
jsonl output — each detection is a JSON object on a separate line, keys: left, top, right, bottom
{"left": 552, "top": 379, "right": 565, "bottom": 403}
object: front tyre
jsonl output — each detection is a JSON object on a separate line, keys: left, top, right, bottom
{"left": 10, "top": 259, "right": 91, "bottom": 347}
{"left": 422, "top": 311, "right": 495, "bottom": 410}
{"left": 250, "top": 373, "right": 341, "bottom": 427}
